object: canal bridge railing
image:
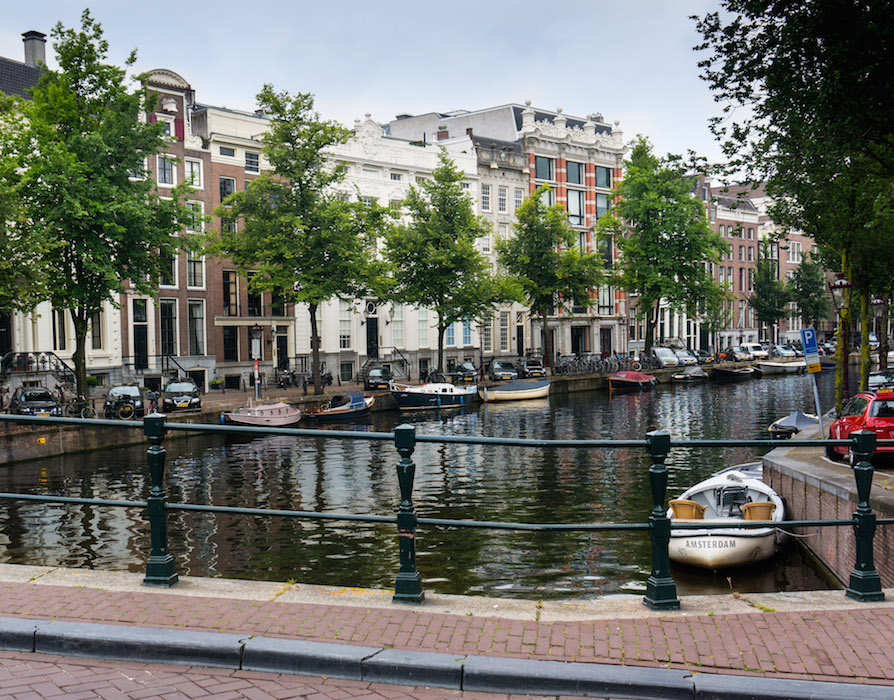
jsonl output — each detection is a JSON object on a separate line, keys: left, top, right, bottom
{"left": 0, "top": 413, "right": 888, "bottom": 610}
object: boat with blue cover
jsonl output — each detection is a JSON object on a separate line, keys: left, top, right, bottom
{"left": 303, "top": 392, "right": 374, "bottom": 421}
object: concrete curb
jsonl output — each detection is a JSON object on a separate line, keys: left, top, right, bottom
{"left": 0, "top": 616, "right": 888, "bottom": 699}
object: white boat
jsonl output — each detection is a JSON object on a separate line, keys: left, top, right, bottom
{"left": 757, "top": 360, "right": 805, "bottom": 375}
{"left": 667, "top": 468, "right": 784, "bottom": 569}
{"left": 224, "top": 401, "right": 302, "bottom": 427}
{"left": 390, "top": 381, "right": 479, "bottom": 410}
{"left": 478, "top": 379, "right": 550, "bottom": 402}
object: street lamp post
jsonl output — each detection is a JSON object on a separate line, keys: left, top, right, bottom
{"left": 829, "top": 272, "right": 853, "bottom": 411}
{"left": 250, "top": 324, "right": 262, "bottom": 400}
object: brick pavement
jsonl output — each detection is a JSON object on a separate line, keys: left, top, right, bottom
{"left": 0, "top": 576, "right": 893, "bottom": 689}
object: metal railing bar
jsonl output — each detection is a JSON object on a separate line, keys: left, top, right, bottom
{"left": 167, "top": 502, "right": 396, "bottom": 524}
{"left": 0, "top": 493, "right": 146, "bottom": 508}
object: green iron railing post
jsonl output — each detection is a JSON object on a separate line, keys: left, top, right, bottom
{"left": 846, "top": 429, "right": 884, "bottom": 602}
{"left": 644, "top": 430, "right": 680, "bottom": 610}
{"left": 143, "top": 414, "right": 178, "bottom": 587}
{"left": 393, "top": 424, "right": 424, "bottom": 604}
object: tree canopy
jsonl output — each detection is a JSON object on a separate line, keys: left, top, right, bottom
{"left": 206, "top": 84, "right": 384, "bottom": 394}
{"left": 496, "top": 186, "right": 604, "bottom": 367}
{"left": 383, "top": 150, "right": 518, "bottom": 372}
{"left": 599, "top": 137, "right": 727, "bottom": 353}
{"left": 7, "top": 11, "right": 192, "bottom": 398}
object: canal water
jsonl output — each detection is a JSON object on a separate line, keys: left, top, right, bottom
{"left": 0, "top": 370, "right": 842, "bottom": 599}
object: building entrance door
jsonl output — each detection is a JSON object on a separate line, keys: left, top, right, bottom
{"left": 600, "top": 328, "right": 613, "bottom": 358}
{"left": 571, "top": 326, "right": 588, "bottom": 355}
{"left": 276, "top": 335, "right": 288, "bottom": 370}
{"left": 366, "top": 318, "right": 379, "bottom": 358}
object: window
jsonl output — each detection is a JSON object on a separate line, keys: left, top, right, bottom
{"left": 463, "top": 321, "right": 472, "bottom": 346}
{"left": 186, "top": 201, "right": 203, "bottom": 234}
{"left": 339, "top": 300, "right": 352, "bottom": 349}
{"left": 223, "top": 271, "right": 238, "bottom": 316}
{"left": 739, "top": 245, "right": 745, "bottom": 261}
{"left": 157, "top": 155, "right": 174, "bottom": 186}
{"left": 481, "top": 184, "right": 491, "bottom": 211}
{"left": 719, "top": 267, "right": 725, "bottom": 283}
{"left": 188, "top": 301, "right": 205, "bottom": 355}
{"left": 390, "top": 172, "right": 402, "bottom": 181}
{"left": 415, "top": 176, "right": 426, "bottom": 184}
{"left": 220, "top": 216, "right": 237, "bottom": 233}
{"left": 159, "top": 300, "right": 177, "bottom": 356}
{"left": 90, "top": 311, "right": 103, "bottom": 350}
{"left": 418, "top": 309, "right": 429, "bottom": 346}
{"left": 461, "top": 182, "right": 470, "bottom": 190}
{"left": 361, "top": 196, "right": 376, "bottom": 206}
{"left": 787, "top": 241, "right": 803, "bottom": 263}
{"left": 222, "top": 326, "right": 238, "bottom": 362}
{"left": 595, "top": 166, "right": 611, "bottom": 189}
{"left": 748, "top": 227, "right": 754, "bottom": 239}
{"left": 595, "top": 193, "right": 610, "bottom": 219}
{"left": 748, "top": 246, "right": 755, "bottom": 262}
{"left": 709, "top": 209, "right": 716, "bottom": 222}
{"left": 482, "top": 322, "right": 492, "bottom": 353}
{"left": 497, "top": 186, "right": 507, "bottom": 212}
{"left": 160, "top": 254, "right": 176, "bottom": 286}
{"left": 184, "top": 159, "right": 202, "bottom": 188}
{"left": 445, "top": 323, "right": 455, "bottom": 347}
{"left": 534, "top": 156, "right": 554, "bottom": 180}
{"left": 719, "top": 224, "right": 725, "bottom": 236}
{"left": 566, "top": 161, "right": 584, "bottom": 185}
{"left": 500, "top": 312, "right": 510, "bottom": 352}
{"left": 219, "top": 177, "right": 236, "bottom": 202}
{"left": 391, "top": 304, "right": 404, "bottom": 347}
{"left": 219, "top": 146, "right": 235, "bottom": 157}
{"left": 598, "top": 286, "right": 613, "bottom": 316}
{"left": 479, "top": 232, "right": 491, "bottom": 253}
{"left": 514, "top": 188, "right": 524, "bottom": 210}
{"left": 132, "top": 299, "right": 147, "bottom": 323}
{"left": 247, "top": 273, "right": 263, "bottom": 316}
{"left": 566, "top": 189, "right": 585, "bottom": 226}
{"left": 187, "top": 251, "right": 204, "bottom": 288}
{"left": 540, "top": 188, "right": 555, "bottom": 207}
{"left": 748, "top": 268, "right": 755, "bottom": 291}
{"left": 271, "top": 289, "right": 285, "bottom": 317}
{"left": 497, "top": 223, "right": 508, "bottom": 240}
{"left": 245, "top": 152, "right": 259, "bottom": 173}
{"left": 739, "top": 268, "right": 745, "bottom": 291}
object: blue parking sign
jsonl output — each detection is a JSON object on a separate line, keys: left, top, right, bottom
{"left": 801, "top": 327, "right": 821, "bottom": 373}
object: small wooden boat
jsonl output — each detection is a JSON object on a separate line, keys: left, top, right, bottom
{"left": 479, "top": 379, "right": 550, "bottom": 402}
{"left": 672, "top": 366, "right": 708, "bottom": 382}
{"left": 757, "top": 360, "right": 805, "bottom": 375}
{"left": 390, "top": 381, "right": 479, "bottom": 410}
{"left": 608, "top": 371, "right": 656, "bottom": 391}
{"left": 224, "top": 401, "right": 302, "bottom": 427}
{"left": 768, "top": 410, "right": 818, "bottom": 439}
{"left": 667, "top": 467, "right": 784, "bottom": 569}
{"left": 711, "top": 366, "right": 757, "bottom": 382}
{"left": 303, "top": 392, "right": 374, "bottom": 421}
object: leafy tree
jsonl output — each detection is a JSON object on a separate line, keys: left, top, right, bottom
{"left": 749, "top": 242, "right": 790, "bottom": 342}
{"left": 598, "top": 137, "right": 727, "bottom": 355}
{"left": 8, "top": 11, "right": 192, "bottom": 399}
{"left": 496, "top": 186, "right": 604, "bottom": 368}
{"left": 383, "top": 151, "right": 517, "bottom": 373}
{"left": 789, "top": 255, "right": 829, "bottom": 330}
{"left": 206, "top": 85, "right": 383, "bottom": 395}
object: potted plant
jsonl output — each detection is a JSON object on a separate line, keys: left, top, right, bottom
{"left": 209, "top": 379, "right": 224, "bottom": 392}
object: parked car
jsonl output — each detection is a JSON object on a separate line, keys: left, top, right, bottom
{"left": 103, "top": 385, "right": 145, "bottom": 419}
{"left": 450, "top": 361, "right": 478, "bottom": 384}
{"left": 729, "top": 346, "right": 754, "bottom": 361}
{"left": 652, "top": 347, "right": 679, "bottom": 368}
{"left": 695, "top": 349, "right": 714, "bottom": 364}
{"left": 488, "top": 360, "right": 519, "bottom": 381}
{"left": 518, "top": 358, "right": 547, "bottom": 378}
{"left": 771, "top": 344, "right": 797, "bottom": 359}
{"left": 363, "top": 366, "right": 392, "bottom": 390}
{"left": 162, "top": 380, "right": 202, "bottom": 412}
{"left": 8, "top": 386, "right": 61, "bottom": 416}
{"left": 673, "top": 349, "right": 698, "bottom": 366}
{"left": 742, "top": 343, "right": 769, "bottom": 359}
{"left": 827, "top": 390, "right": 894, "bottom": 464}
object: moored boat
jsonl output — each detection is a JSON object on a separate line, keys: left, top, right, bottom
{"left": 667, "top": 467, "right": 784, "bottom": 569}
{"left": 711, "top": 366, "right": 757, "bottom": 382}
{"left": 303, "top": 392, "right": 374, "bottom": 421}
{"left": 757, "top": 360, "right": 805, "bottom": 375}
{"left": 478, "top": 379, "right": 550, "bottom": 402}
{"left": 768, "top": 410, "right": 818, "bottom": 439}
{"left": 671, "top": 366, "right": 708, "bottom": 382}
{"left": 608, "top": 371, "right": 656, "bottom": 391}
{"left": 390, "top": 381, "right": 479, "bottom": 410}
{"left": 224, "top": 402, "right": 302, "bottom": 427}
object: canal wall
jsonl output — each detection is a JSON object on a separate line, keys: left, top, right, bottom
{"left": 763, "top": 426, "right": 894, "bottom": 588}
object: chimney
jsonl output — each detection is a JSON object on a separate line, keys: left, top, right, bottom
{"left": 436, "top": 126, "right": 449, "bottom": 140}
{"left": 22, "top": 30, "right": 46, "bottom": 67}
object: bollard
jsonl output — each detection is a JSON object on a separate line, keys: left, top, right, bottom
{"left": 643, "top": 430, "right": 680, "bottom": 610}
{"left": 142, "top": 414, "right": 179, "bottom": 587}
{"left": 846, "top": 430, "right": 884, "bottom": 602}
{"left": 393, "top": 424, "right": 424, "bottom": 604}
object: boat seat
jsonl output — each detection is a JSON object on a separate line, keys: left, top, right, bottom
{"left": 742, "top": 501, "right": 776, "bottom": 520}
{"left": 669, "top": 499, "right": 706, "bottom": 519}
{"left": 717, "top": 486, "right": 748, "bottom": 516}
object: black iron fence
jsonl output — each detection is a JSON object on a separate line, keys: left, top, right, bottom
{"left": 0, "top": 413, "right": 889, "bottom": 609}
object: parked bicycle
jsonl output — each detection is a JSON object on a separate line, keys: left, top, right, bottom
{"left": 64, "top": 398, "right": 96, "bottom": 419}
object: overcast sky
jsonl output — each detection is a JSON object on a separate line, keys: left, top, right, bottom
{"left": 1, "top": 1, "right": 726, "bottom": 164}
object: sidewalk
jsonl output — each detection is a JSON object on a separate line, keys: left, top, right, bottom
{"left": 0, "top": 565, "right": 893, "bottom": 699}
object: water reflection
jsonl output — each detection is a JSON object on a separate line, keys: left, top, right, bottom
{"left": 0, "top": 371, "right": 842, "bottom": 598}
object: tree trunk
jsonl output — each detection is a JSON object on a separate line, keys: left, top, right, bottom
{"left": 541, "top": 309, "right": 553, "bottom": 370}
{"left": 69, "top": 307, "right": 89, "bottom": 401}
{"left": 859, "top": 291, "right": 871, "bottom": 392}
{"left": 643, "top": 301, "right": 659, "bottom": 355}
{"left": 308, "top": 303, "right": 323, "bottom": 395}
{"left": 880, "top": 294, "right": 889, "bottom": 371}
{"left": 436, "top": 318, "right": 446, "bottom": 375}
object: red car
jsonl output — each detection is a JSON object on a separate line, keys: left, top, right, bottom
{"left": 826, "top": 390, "right": 894, "bottom": 463}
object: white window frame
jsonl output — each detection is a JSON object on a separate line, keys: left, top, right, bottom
{"left": 497, "top": 186, "right": 507, "bottom": 213}
{"left": 187, "top": 250, "right": 205, "bottom": 289}
{"left": 157, "top": 154, "right": 175, "bottom": 188}
{"left": 187, "top": 299, "right": 206, "bottom": 356}
{"left": 184, "top": 159, "right": 203, "bottom": 189}
{"left": 514, "top": 188, "right": 524, "bottom": 211}
{"left": 481, "top": 184, "right": 491, "bottom": 212}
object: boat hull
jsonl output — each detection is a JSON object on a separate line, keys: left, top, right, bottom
{"left": 304, "top": 395, "right": 374, "bottom": 421}
{"left": 390, "top": 382, "right": 478, "bottom": 410}
{"left": 479, "top": 380, "right": 550, "bottom": 402}
{"left": 669, "top": 528, "right": 778, "bottom": 568}
{"left": 224, "top": 402, "right": 302, "bottom": 427}
{"left": 607, "top": 371, "right": 656, "bottom": 391}
{"left": 757, "top": 361, "right": 805, "bottom": 375}
{"left": 711, "top": 367, "right": 756, "bottom": 382}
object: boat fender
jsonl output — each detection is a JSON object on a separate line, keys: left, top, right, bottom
{"left": 219, "top": 413, "right": 226, "bottom": 424}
